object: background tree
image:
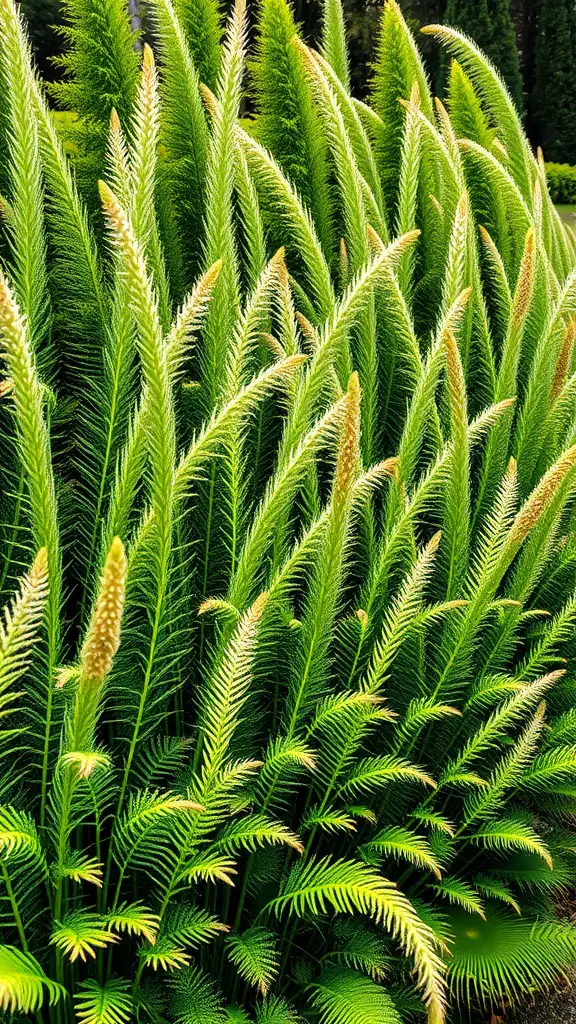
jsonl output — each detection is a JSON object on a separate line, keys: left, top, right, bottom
{"left": 487, "top": 0, "right": 524, "bottom": 108}
{"left": 532, "top": 0, "right": 576, "bottom": 163}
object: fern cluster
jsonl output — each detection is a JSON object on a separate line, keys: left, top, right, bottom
{"left": 2, "top": 1, "right": 576, "bottom": 1022}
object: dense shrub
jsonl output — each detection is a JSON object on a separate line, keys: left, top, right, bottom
{"left": 545, "top": 161, "right": 576, "bottom": 205}
{"left": 1, "top": 2, "right": 576, "bottom": 1024}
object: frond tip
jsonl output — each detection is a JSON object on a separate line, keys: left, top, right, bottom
{"left": 0, "top": 548, "right": 49, "bottom": 713}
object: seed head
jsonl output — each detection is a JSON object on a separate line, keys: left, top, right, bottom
{"left": 513, "top": 227, "right": 535, "bottom": 331}
{"left": 0, "top": 268, "right": 26, "bottom": 349}
{"left": 109, "top": 108, "right": 121, "bottom": 134}
{"left": 334, "top": 372, "right": 360, "bottom": 505}
{"left": 200, "top": 83, "right": 218, "bottom": 118}
{"left": 551, "top": 318, "right": 576, "bottom": 401}
{"left": 442, "top": 328, "right": 466, "bottom": 420}
{"left": 81, "top": 537, "right": 127, "bottom": 684}
{"left": 142, "top": 42, "right": 155, "bottom": 76}
{"left": 511, "top": 446, "right": 576, "bottom": 545}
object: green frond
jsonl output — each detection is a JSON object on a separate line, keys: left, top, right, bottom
{"left": 175, "top": 0, "right": 222, "bottom": 91}
{"left": 325, "top": 921, "right": 390, "bottom": 981}
{"left": 470, "top": 815, "right": 552, "bottom": 867}
{"left": 0, "top": 549, "right": 48, "bottom": 749}
{"left": 140, "top": 940, "right": 191, "bottom": 972}
{"left": 252, "top": 0, "right": 333, "bottom": 255}
{"left": 113, "top": 789, "right": 203, "bottom": 878}
{"left": 519, "top": 744, "right": 576, "bottom": 792}
{"left": 421, "top": 24, "right": 533, "bottom": 202}
{"left": 463, "top": 705, "right": 546, "bottom": 827}
{"left": 321, "top": 0, "right": 350, "bottom": 92}
{"left": 295, "top": 42, "right": 378, "bottom": 458}
{"left": 51, "top": 912, "right": 119, "bottom": 962}
{"left": 302, "top": 807, "right": 356, "bottom": 836}
{"left": 105, "top": 902, "right": 159, "bottom": 944}
{"left": 447, "top": 60, "right": 499, "bottom": 153}
{"left": 182, "top": 850, "right": 238, "bottom": 888}
{"left": 256, "top": 998, "right": 303, "bottom": 1023}
{"left": 0, "top": 946, "right": 65, "bottom": 1013}
{"left": 157, "top": 904, "right": 227, "bottom": 950}
{"left": 361, "top": 827, "right": 442, "bottom": 879}
{"left": 0, "top": 806, "right": 45, "bottom": 864}
{"left": 371, "top": 0, "right": 433, "bottom": 219}
{"left": 226, "top": 927, "right": 279, "bottom": 994}
{"left": 58, "top": 852, "right": 103, "bottom": 887}
{"left": 395, "top": 84, "right": 422, "bottom": 298}
{"left": 0, "top": 6, "right": 573, "bottom": 1024}
{"left": 128, "top": 45, "right": 171, "bottom": 328}
{"left": 197, "top": 0, "right": 245, "bottom": 416}
{"left": 150, "top": 0, "right": 209, "bottom": 271}
{"left": 169, "top": 965, "right": 227, "bottom": 1024}
{"left": 0, "top": 261, "right": 60, "bottom": 816}
{"left": 339, "top": 756, "right": 435, "bottom": 800}
{"left": 430, "top": 879, "right": 485, "bottom": 919}
{"left": 216, "top": 813, "right": 303, "bottom": 854}
{"left": 236, "top": 123, "right": 334, "bottom": 318}
{"left": 446, "top": 908, "right": 576, "bottom": 1008}
{"left": 75, "top": 980, "right": 133, "bottom": 1024}
{"left": 309, "top": 968, "right": 402, "bottom": 1024}
{"left": 50, "top": 0, "right": 138, "bottom": 178}
{"left": 266, "top": 856, "right": 446, "bottom": 1022}
{"left": 473, "top": 877, "right": 521, "bottom": 915}
{"left": 196, "top": 592, "right": 269, "bottom": 776}
{"left": 0, "top": 0, "right": 49, "bottom": 364}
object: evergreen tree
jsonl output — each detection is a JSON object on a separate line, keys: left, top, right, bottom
{"left": 533, "top": 0, "right": 576, "bottom": 163}
{"left": 50, "top": 0, "right": 140, "bottom": 183}
{"left": 444, "top": 0, "right": 523, "bottom": 110}
{"left": 487, "top": 0, "right": 523, "bottom": 109}
{"left": 445, "top": 0, "right": 492, "bottom": 54}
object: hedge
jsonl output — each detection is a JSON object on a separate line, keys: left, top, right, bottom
{"left": 546, "top": 161, "right": 576, "bottom": 204}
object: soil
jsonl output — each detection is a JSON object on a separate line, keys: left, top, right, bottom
{"left": 510, "top": 989, "right": 576, "bottom": 1024}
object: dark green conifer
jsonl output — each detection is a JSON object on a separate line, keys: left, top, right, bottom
{"left": 533, "top": 0, "right": 576, "bottom": 163}
{"left": 50, "top": 0, "right": 139, "bottom": 183}
{"left": 445, "top": 0, "right": 492, "bottom": 54}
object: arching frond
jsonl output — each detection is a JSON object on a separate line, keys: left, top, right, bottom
{"left": 0, "top": 946, "right": 65, "bottom": 1012}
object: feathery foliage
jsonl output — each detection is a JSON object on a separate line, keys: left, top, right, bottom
{"left": 1, "top": 1, "right": 576, "bottom": 1023}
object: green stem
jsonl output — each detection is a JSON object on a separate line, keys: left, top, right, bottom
{"left": 102, "top": 577, "right": 168, "bottom": 895}
{"left": 198, "top": 463, "right": 218, "bottom": 675}
{"left": 40, "top": 600, "right": 61, "bottom": 828}
{"left": 2, "top": 861, "right": 28, "bottom": 950}
{"left": 79, "top": 329, "right": 129, "bottom": 629}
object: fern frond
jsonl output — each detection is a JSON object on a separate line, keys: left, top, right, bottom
{"left": 226, "top": 927, "right": 279, "bottom": 994}
{"left": 75, "top": 980, "right": 133, "bottom": 1024}
{"left": 321, "top": 0, "right": 349, "bottom": 92}
{"left": 0, "top": 946, "right": 65, "bottom": 1012}
{"left": 266, "top": 857, "right": 446, "bottom": 1023}
{"left": 0, "top": 549, "right": 48, "bottom": 747}
{"left": 309, "top": 968, "right": 402, "bottom": 1024}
